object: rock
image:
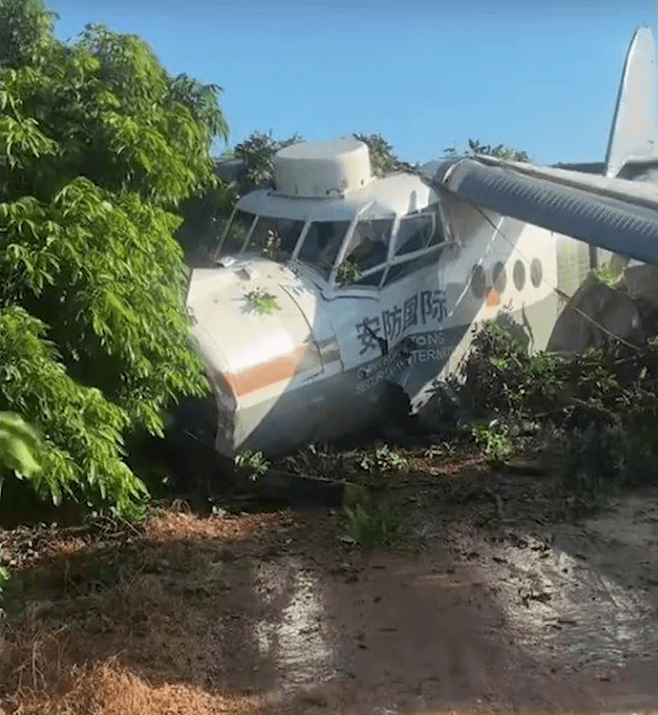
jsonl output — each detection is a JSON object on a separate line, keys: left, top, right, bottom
{"left": 547, "top": 274, "right": 644, "bottom": 354}
{"left": 506, "top": 454, "right": 550, "bottom": 476}
{"left": 251, "top": 469, "right": 368, "bottom": 509}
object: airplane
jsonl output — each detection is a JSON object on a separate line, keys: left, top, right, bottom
{"left": 185, "top": 25, "right": 658, "bottom": 460}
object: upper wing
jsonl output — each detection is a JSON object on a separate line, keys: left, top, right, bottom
{"left": 428, "top": 155, "right": 658, "bottom": 266}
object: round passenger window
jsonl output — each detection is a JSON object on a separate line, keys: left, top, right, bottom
{"left": 513, "top": 259, "right": 526, "bottom": 291}
{"left": 471, "top": 265, "right": 486, "bottom": 299}
{"left": 530, "top": 258, "right": 543, "bottom": 288}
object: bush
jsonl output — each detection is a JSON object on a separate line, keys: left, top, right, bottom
{"left": 0, "top": 0, "right": 228, "bottom": 519}
{"left": 458, "top": 319, "right": 658, "bottom": 504}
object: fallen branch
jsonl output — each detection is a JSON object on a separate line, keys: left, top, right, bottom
{"left": 557, "top": 395, "right": 621, "bottom": 423}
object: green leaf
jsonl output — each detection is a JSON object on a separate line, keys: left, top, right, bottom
{"left": 0, "top": 411, "right": 42, "bottom": 476}
{"left": 0, "top": 2, "right": 221, "bottom": 520}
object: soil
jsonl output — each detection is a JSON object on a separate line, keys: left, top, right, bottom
{"left": 2, "top": 447, "right": 658, "bottom": 714}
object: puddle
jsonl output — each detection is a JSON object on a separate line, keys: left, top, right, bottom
{"left": 252, "top": 558, "right": 335, "bottom": 694}
{"left": 445, "top": 521, "right": 658, "bottom": 672}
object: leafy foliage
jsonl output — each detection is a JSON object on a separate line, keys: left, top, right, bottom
{"left": 233, "top": 130, "right": 302, "bottom": 191}
{"left": 0, "top": 411, "right": 42, "bottom": 481}
{"left": 358, "top": 444, "right": 408, "bottom": 479}
{"left": 234, "top": 450, "right": 269, "bottom": 481}
{"left": 244, "top": 289, "right": 280, "bottom": 315}
{"left": 0, "top": 563, "right": 7, "bottom": 597}
{"left": 458, "top": 320, "right": 658, "bottom": 507}
{"left": 0, "top": 0, "right": 227, "bottom": 518}
{"left": 592, "top": 261, "right": 624, "bottom": 287}
{"left": 443, "top": 139, "right": 530, "bottom": 163}
{"left": 346, "top": 503, "right": 403, "bottom": 548}
{"left": 458, "top": 322, "right": 550, "bottom": 416}
{"left": 352, "top": 132, "right": 419, "bottom": 177}
{"left": 0, "top": 409, "right": 42, "bottom": 604}
{"left": 335, "top": 258, "right": 361, "bottom": 286}
{"left": 468, "top": 422, "right": 512, "bottom": 462}
{"left": 260, "top": 229, "right": 283, "bottom": 262}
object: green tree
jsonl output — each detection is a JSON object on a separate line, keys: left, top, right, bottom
{"left": 352, "top": 132, "right": 419, "bottom": 177}
{"left": 0, "top": 0, "right": 228, "bottom": 518}
{"left": 233, "top": 130, "right": 302, "bottom": 191}
{"left": 443, "top": 138, "right": 530, "bottom": 162}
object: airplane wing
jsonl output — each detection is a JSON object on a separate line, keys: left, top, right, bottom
{"left": 429, "top": 155, "right": 658, "bottom": 267}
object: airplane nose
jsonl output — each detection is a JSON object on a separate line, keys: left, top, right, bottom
{"left": 190, "top": 323, "right": 239, "bottom": 445}
{"left": 187, "top": 262, "right": 325, "bottom": 456}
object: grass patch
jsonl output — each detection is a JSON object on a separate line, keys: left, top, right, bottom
{"left": 467, "top": 423, "right": 512, "bottom": 463}
{"left": 345, "top": 503, "right": 403, "bottom": 548}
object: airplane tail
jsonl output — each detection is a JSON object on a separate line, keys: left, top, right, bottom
{"left": 605, "top": 26, "right": 658, "bottom": 177}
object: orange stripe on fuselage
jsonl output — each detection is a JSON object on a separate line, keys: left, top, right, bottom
{"left": 224, "top": 338, "right": 338, "bottom": 398}
{"left": 227, "top": 347, "right": 308, "bottom": 397}
{"left": 486, "top": 288, "right": 501, "bottom": 307}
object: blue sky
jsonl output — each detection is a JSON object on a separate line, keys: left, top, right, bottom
{"left": 52, "top": 0, "right": 657, "bottom": 166}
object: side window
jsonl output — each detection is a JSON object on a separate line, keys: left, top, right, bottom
{"left": 394, "top": 213, "right": 434, "bottom": 256}
{"left": 383, "top": 208, "right": 444, "bottom": 287}
{"left": 297, "top": 221, "right": 350, "bottom": 280}
{"left": 336, "top": 218, "right": 393, "bottom": 287}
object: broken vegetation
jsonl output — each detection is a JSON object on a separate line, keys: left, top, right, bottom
{"left": 454, "top": 316, "right": 658, "bottom": 512}
{"left": 244, "top": 289, "right": 281, "bottom": 315}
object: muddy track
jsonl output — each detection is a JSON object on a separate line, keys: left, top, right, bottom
{"left": 2, "top": 460, "right": 658, "bottom": 714}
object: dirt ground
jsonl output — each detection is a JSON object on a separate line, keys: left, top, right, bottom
{"left": 2, "top": 447, "right": 658, "bottom": 714}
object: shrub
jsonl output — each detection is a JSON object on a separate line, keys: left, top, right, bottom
{"left": 0, "top": 0, "right": 228, "bottom": 518}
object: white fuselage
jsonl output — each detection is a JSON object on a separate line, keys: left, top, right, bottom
{"left": 187, "top": 143, "right": 595, "bottom": 457}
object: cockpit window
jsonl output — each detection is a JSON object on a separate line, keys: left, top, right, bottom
{"left": 221, "top": 209, "right": 256, "bottom": 254}
{"left": 242, "top": 216, "right": 305, "bottom": 261}
{"left": 384, "top": 207, "right": 445, "bottom": 286}
{"left": 334, "top": 218, "right": 393, "bottom": 287}
{"left": 345, "top": 218, "right": 393, "bottom": 269}
{"left": 384, "top": 250, "right": 442, "bottom": 285}
{"left": 394, "top": 213, "right": 435, "bottom": 256}
{"left": 297, "top": 220, "right": 350, "bottom": 280}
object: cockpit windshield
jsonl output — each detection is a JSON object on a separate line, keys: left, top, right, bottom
{"left": 220, "top": 209, "right": 255, "bottom": 255}
{"left": 220, "top": 210, "right": 304, "bottom": 261}
{"left": 296, "top": 221, "right": 351, "bottom": 280}
{"left": 243, "top": 216, "right": 305, "bottom": 261}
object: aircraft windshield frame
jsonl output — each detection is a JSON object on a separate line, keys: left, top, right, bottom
{"left": 215, "top": 201, "right": 449, "bottom": 291}
{"left": 217, "top": 208, "right": 256, "bottom": 256}
{"left": 240, "top": 214, "right": 305, "bottom": 261}
{"left": 217, "top": 210, "right": 306, "bottom": 261}
{"left": 329, "top": 205, "right": 448, "bottom": 289}
{"left": 293, "top": 219, "right": 353, "bottom": 281}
